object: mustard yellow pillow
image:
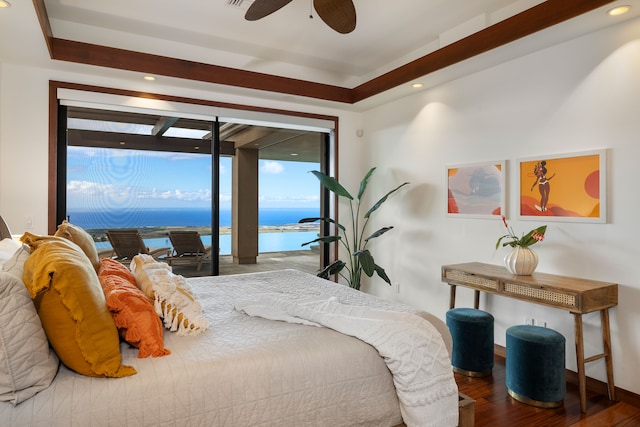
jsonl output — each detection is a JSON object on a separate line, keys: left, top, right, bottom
{"left": 20, "top": 232, "right": 136, "bottom": 378}
{"left": 54, "top": 220, "right": 100, "bottom": 272}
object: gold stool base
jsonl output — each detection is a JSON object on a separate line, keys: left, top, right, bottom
{"left": 507, "top": 388, "right": 563, "bottom": 409}
{"left": 453, "top": 366, "right": 492, "bottom": 377}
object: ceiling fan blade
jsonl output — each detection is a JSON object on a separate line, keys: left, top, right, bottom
{"left": 245, "top": 0, "right": 294, "bottom": 21}
{"left": 313, "top": 0, "right": 356, "bottom": 34}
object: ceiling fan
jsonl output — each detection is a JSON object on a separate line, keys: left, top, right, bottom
{"left": 245, "top": 0, "right": 357, "bottom": 34}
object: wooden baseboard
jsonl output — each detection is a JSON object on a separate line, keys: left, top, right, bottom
{"left": 494, "top": 344, "right": 640, "bottom": 408}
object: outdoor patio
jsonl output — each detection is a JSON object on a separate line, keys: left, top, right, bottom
{"left": 170, "top": 250, "right": 320, "bottom": 278}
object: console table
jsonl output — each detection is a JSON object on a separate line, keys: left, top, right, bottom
{"left": 441, "top": 262, "right": 618, "bottom": 413}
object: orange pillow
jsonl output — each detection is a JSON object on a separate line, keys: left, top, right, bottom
{"left": 20, "top": 233, "right": 136, "bottom": 378}
{"left": 98, "top": 259, "right": 170, "bottom": 358}
{"left": 99, "top": 257, "right": 137, "bottom": 283}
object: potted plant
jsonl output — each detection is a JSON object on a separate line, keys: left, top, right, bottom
{"left": 299, "top": 167, "right": 409, "bottom": 290}
{"left": 496, "top": 215, "right": 547, "bottom": 275}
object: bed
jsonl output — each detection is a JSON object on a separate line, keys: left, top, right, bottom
{"left": 0, "top": 218, "right": 460, "bottom": 427}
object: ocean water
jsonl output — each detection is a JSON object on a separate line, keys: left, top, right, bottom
{"left": 129, "top": 232, "right": 319, "bottom": 255}
{"left": 74, "top": 207, "right": 320, "bottom": 254}
{"left": 67, "top": 208, "right": 319, "bottom": 229}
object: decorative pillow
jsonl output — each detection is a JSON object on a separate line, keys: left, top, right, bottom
{"left": 20, "top": 232, "right": 136, "bottom": 378}
{"left": 0, "top": 238, "right": 20, "bottom": 269}
{"left": 54, "top": 220, "right": 100, "bottom": 272}
{"left": 98, "top": 258, "right": 170, "bottom": 358}
{"left": 1, "top": 243, "right": 29, "bottom": 281}
{"left": 0, "top": 272, "right": 59, "bottom": 405}
{"left": 131, "top": 254, "right": 209, "bottom": 336}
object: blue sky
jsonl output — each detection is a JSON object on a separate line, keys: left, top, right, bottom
{"left": 66, "top": 147, "right": 320, "bottom": 210}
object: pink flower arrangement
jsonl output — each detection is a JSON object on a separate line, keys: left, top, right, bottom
{"left": 496, "top": 216, "right": 546, "bottom": 249}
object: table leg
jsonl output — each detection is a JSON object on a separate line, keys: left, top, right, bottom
{"left": 601, "top": 309, "right": 616, "bottom": 401}
{"left": 449, "top": 285, "right": 457, "bottom": 309}
{"left": 574, "top": 314, "right": 587, "bottom": 413}
{"left": 474, "top": 290, "right": 480, "bottom": 309}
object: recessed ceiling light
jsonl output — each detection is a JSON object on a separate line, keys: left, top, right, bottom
{"left": 0, "top": 1, "right": 12, "bottom": 8}
{"left": 290, "top": 153, "right": 299, "bottom": 156}
{"left": 608, "top": 5, "right": 631, "bottom": 16}
{"left": 412, "top": 83, "right": 424, "bottom": 89}
{"left": 143, "top": 76, "right": 156, "bottom": 81}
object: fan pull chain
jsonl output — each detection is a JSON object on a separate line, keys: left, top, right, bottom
{"left": 309, "top": 0, "right": 313, "bottom": 19}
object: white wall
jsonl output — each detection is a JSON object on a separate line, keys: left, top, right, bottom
{"left": 1, "top": 13, "right": 638, "bottom": 397}
{"left": 357, "top": 17, "right": 640, "bottom": 395}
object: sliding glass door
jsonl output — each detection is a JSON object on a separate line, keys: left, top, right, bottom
{"left": 57, "top": 103, "right": 221, "bottom": 275}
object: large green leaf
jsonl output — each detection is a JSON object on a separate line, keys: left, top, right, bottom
{"left": 299, "top": 217, "right": 346, "bottom": 232}
{"left": 357, "top": 167, "right": 376, "bottom": 201}
{"left": 364, "top": 226, "right": 393, "bottom": 242}
{"left": 374, "top": 264, "right": 392, "bottom": 285}
{"left": 354, "top": 249, "right": 375, "bottom": 277}
{"left": 518, "top": 225, "right": 547, "bottom": 247}
{"left": 301, "top": 235, "right": 341, "bottom": 247}
{"left": 309, "top": 170, "right": 353, "bottom": 200}
{"left": 365, "top": 182, "right": 409, "bottom": 218}
{"left": 317, "top": 260, "right": 346, "bottom": 279}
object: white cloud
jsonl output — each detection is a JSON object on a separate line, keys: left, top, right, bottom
{"left": 68, "top": 180, "right": 212, "bottom": 204}
{"left": 261, "top": 161, "right": 284, "bottom": 174}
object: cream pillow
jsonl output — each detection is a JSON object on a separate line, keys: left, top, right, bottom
{"left": 130, "top": 254, "right": 209, "bottom": 336}
{"left": 54, "top": 220, "right": 100, "bottom": 272}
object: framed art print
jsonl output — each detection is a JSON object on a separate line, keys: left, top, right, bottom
{"left": 518, "top": 149, "right": 607, "bottom": 223}
{"left": 447, "top": 161, "right": 505, "bottom": 218}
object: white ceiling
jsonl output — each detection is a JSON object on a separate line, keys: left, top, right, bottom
{"left": 42, "top": 0, "right": 551, "bottom": 87}
{"left": 1, "top": 1, "right": 639, "bottom": 109}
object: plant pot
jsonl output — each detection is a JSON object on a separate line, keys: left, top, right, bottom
{"left": 504, "top": 246, "right": 538, "bottom": 275}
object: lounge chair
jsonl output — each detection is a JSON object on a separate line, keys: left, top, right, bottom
{"left": 106, "top": 229, "right": 170, "bottom": 264}
{"left": 167, "top": 230, "right": 212, "bottom": 271}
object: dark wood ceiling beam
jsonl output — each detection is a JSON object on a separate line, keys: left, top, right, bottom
{"left": 33, "top": 0, "right": 615, "bottom": 104}
{"left": 32, "top": 0, "right": 54, "bottom": 58}
{"left": 68, "top": 129, "right": 212, "bottom": 154}
{"left": 151, "top": 116, "right": 179, "bottom": 136}
{"left": 352, "top": 0, "right": 616, "bottom": 101}
{"left": 49, "top": 38, "right": 355, "bottom": 104}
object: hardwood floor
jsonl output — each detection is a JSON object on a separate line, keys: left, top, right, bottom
{"left": 456, "top": 355, "right": 640, "bottom": 427}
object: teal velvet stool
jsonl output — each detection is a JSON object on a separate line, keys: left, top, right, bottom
{"left": 446, "top": 308, "right": 494, "bottom": 377}
{"left": 506, "top": 325, "right": 566, "bottom": 408}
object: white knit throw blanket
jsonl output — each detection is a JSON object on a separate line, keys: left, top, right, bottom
{"left": 235, "top": 295, "right": 459, "bottom": 427}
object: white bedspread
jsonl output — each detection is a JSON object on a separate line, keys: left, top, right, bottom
{"left": 235, "top": 295, "right": 458, "bottom": 427}
{"left": 1, "top": 269, "right": 457, "bottom": 427}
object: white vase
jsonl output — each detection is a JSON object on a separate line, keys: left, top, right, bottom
{"left": 504, "top": 246, "right": 538, "bottom": 275}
